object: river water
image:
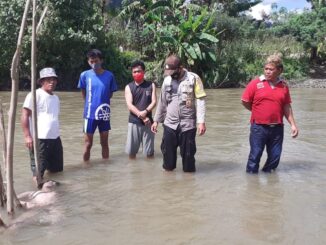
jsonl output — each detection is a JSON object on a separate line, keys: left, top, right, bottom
{"left": 0, "top": 89, "right": 325, "bottom": 245}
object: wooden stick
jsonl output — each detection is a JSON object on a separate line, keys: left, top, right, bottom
{"left": 7, "top": 0, "right": 31, "bottom": 214}
{"left": 0, "top": 102, "right": 6, "bottom": 207}
{"left": 0, "top": 216, "right": 5, "bottom": 227}
{"left": 36, "top": 5, "right": 48, "bottom": 33}
{"left": 31, "top": 0, "right": 42, "bottom": 188}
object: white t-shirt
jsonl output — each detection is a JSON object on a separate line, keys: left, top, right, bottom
{"left": 23, "top": 88, "right": 60, "bottom": 139}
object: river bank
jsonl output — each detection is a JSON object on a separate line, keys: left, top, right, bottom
{"left": 290, "top": 64, "right": 326, "bottom": 88}
{"left": 289, "top": 78, "right": 326, "bottom": 88}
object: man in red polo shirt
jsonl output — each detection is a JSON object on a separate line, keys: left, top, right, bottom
{"left": 241, "top": 54, "right": 299, "bottom": 173}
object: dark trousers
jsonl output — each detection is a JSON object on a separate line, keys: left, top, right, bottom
{"left": 246, "top": 123, "right": 284, "bottom": 173}
{"left": 161, "top": 125, "right": 197, "bottom": 172}
{"left": 29, "top": 137, "right": 64, "bottom": 177}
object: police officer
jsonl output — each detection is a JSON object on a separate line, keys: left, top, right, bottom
{"left": 151, "top": 55, "right": 207, "bottom": 172}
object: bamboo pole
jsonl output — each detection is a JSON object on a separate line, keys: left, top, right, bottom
{"left": 0, "top": 102, "right": 6, "bottom": 227}
{"left": 36, "top": 6, "right": 48, "bottom": 33}
{"left": 31, "top": 0, "right": 43, "bottom": 189}
{"left": 0, "top": 102, "right": 6, "bottom": 207}
{"left": 1, "top": 103, "right": 22, "bottom": 210}
{"left": 7, "top": 0, "right": 31, "bottom": 214}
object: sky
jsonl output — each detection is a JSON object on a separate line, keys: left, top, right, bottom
{"left": 262, "top": 0, "right": 311, "bottom": 10}
{"left": 249, "top": 0, "right": 312, "bottom": 20}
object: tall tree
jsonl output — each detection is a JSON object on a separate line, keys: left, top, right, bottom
{"left": 307, "top": 0, "right": 326, "bottom": 9}
{"left": 280, "top": 5, "right": 326, "bottom": 62}
{"left": 0, "top": 0, "right": 111, "bottom": 90}
{"left": 141, "top": 0, "right": 219, "bottom": 80}
{"left": 0, "top": 0, "right": 28, "bottom": 89}
{"left": 36, "top": 0, "right": 107, "bottom": 89}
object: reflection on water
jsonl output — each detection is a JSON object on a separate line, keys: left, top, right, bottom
{"left": 0, "top": 89, "right": 326, "bottom": 244}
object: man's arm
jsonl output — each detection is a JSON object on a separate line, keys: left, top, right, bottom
{"left": 81, "top": 89, "right": 86, "bottom": 100}
{"left": 151, "top": 84, "right": 167, "bottom": 133}
{"left": 21, "top": 108, "right": 33, "bottom": 149}
{"left": 241, "top": 100, "right": 252, "bottom": 111}
{"left": 146, "top": 83, "right": 157, "bottom": 112}
{"left": 125, "top": 85, "right": 145, "bottom": 118}
{"left": 196, "top": 98, "right": 206, "bottom": 136}
{"left": 141, "top": 83, "right": 157, "bottom": 126}
{"left": 193, "top": 74, "right": 207, "bottom": 135}
{"left": 284, "top": 104, "right": 299, "bottom": 138}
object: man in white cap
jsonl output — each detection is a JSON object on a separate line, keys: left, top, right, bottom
{"left": 21, "top": 67, "right": 63, "bottom": 185}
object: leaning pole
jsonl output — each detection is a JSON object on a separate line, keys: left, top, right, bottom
{"left": 31, "top": 0, "right": 42, "bottom": 188}
{"left": 0, "top": 102, "right": 6, "bottom": 226}
{"left": 7, "top": 0, "right": 31, "bottom": 214}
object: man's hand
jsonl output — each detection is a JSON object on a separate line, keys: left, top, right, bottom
{"left": 138, "top": 110, "right": 148, "bottom": 120}
{"left": 291, "top": 125, "right": 299, "bottom": 138}
{"left": 198, "top": 122, "right": 206, "bottom": 136}
{"left": 143, "top": 117, "right": 151, "bottom": 127}
{"left": 25, "top": 135, "right": 33, "bottom": 149}
{"left": 151, "top": 122, "right": 158, "bottom": 133}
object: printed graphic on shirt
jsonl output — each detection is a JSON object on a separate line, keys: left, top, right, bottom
{"left": 95, "top": 103, "right": 111, "bottom": 121}
{"left": 257, "top": 82, "right": 264, "bottom": 89}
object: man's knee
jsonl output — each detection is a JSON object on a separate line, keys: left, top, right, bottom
{"left": 85, "top": 143, "right": 92, "bottom": 152}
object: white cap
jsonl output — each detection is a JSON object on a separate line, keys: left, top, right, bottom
{"left": 38, "top": 67, "right": 57, "bottom": 83}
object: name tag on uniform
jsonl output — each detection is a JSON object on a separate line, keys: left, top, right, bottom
{"left": 257, "top": 82, "right": 264, "bottom": 89}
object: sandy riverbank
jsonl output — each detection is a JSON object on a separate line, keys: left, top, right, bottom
{"left": 289, "top": 78, "right": 326, "bottom": 88}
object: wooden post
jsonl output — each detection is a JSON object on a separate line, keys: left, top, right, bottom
{"left": 31, "top": 0, "right": 42, "bottom": 188}
{"left": 7, "top": 0, "right": 31, "bottom": 214}
{"left": 0, "top": 102, "right": 6, "bottom": 207}
{"left": 0, "top": 102, "right": 6, "bottom": 227}
{"left": 1, "top": 103, "right": 22, "bottom": 210}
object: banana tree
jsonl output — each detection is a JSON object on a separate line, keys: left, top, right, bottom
{"left": 142, "top": 0, "right": 219, "bottom": 81}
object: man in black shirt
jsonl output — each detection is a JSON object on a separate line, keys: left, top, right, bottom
{"left": 124, "top": 60, "right": 157, "bottom": 159}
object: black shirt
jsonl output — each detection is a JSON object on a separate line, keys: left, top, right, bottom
{"left": 128, "top": 80, "right": 153, "bottom": 125}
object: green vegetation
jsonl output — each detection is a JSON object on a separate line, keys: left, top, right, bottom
{"left": 0, "top": 0, "right": 325, "bottom": 89}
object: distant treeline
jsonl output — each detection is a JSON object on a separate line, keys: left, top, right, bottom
{"left": 0, "top": 0, "right": 325, "bottom": 90}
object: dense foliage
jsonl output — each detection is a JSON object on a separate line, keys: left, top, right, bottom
{"left": 0, "top": 0, "right": 325, "bottom": 90}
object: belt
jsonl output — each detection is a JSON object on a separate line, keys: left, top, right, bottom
{"left": 260, "top": 124, "right": 283, "bottom": 128}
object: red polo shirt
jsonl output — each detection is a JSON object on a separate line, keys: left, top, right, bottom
{"left": 241, "top": 76, "right": 292, "bottom": 124}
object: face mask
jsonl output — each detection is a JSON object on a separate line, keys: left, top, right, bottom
{"left": 90, "top": 63, "right": 101, "bottom": 70}
{"left": 133, "top": 72, "right": 145, "bottom": 82}
{"left": 171, "top": 70, "right": 180, "bottom": 80}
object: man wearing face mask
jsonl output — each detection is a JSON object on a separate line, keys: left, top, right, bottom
{"left": 77, "top": 49, "right": 118, "bottom": 161}
{"left": 151, "top": 55, "right": 207, "bottom": 172}
{"left": 124, "top": 60, "right": 157, "bottom": 159}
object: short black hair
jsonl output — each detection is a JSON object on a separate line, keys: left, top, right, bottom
{"left": 87, "top": 49, "right": 103, "bottom": 59}
{"left": 131, "top": 60, "right": 145, "bottom": 71}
